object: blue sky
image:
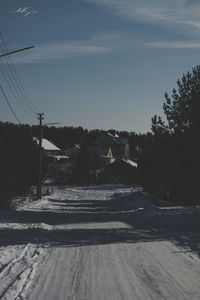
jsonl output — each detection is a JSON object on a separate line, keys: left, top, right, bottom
{"left": 1, "top": 0, "right": 200, "bottom": 132}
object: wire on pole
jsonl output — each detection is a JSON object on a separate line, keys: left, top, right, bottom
{"left": 0, "top": 32, "right": 39, "bottom": 116}
{"left": 0, "top": 84, "right": 21, "bottom": 124}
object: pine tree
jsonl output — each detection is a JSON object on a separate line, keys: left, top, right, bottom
{"left": 163, "top": 65, "right": 200, "bottom": 134}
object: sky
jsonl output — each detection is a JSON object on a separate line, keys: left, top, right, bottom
{"left": 1, "top": 0, "right": 200, "bottom": 133}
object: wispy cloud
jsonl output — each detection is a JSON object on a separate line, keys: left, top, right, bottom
{"left": 10, "top": 7, "right": 38, "bottom": 17}
{"left": 12, "top": 31, "right": 200, "bottom": 64}
{"left": 11, "top": 34, "right": 106, "bottom": 64}
{"left": 84, "top": 0, "right": 200, "bottom": 31}
{"left": 12, "top": 32, "right": 141, "bottom": 64}
{"left": 146, "top": 40, "right": 200, "bottom": 49}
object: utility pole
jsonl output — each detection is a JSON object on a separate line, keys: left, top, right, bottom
{"left": 36, "top": 117, "right": 59, "bottom": 200}
{"left": 37, "top": 113, "right": 44, "bottom": 199}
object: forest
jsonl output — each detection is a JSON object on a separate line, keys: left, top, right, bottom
{"left": 0, "top": 65, "right": 200, "bottom": 207}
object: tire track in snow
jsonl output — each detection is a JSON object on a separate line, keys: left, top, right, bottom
{"left": 2, "top": 185, "right": 200, "bottom": 300}
{"left": 0, "top": 243, "right": 45, "bottom": 300}
{"left": 68, "top": 247, "right": 85, "bottom": 300}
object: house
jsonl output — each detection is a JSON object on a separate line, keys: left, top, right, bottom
{"left": 64, "top": 144, "right": 80, "bottom": 159}
{"left": 33, "top": 138, "right": 62, "bottom": 156}
{"left": 88, "top": 145, "right": 115, "bottom": 171}
{"left": 100, "top": 158, "right": 138, "bottom": 183}
{"left": 34, "top": 137, "right": 75, "bottom": 183}
{"left": 94, "top": 131, "right": 129, "bottom": 159}
{"left": 41, "top": 139, "right": 63, "bottom": 156}
{"left": 87, "top": 131, "right": 138, "bottom": 182}
{"left": 47, "top": 155, "right": 75, "bottom": 183}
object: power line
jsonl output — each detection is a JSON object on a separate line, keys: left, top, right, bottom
{"left": 0, "top": 41, "right": 37, "bottom": 115}
{"left": 0, "top": 60, "right": 36, "bottom": 118}
{"left": 0, "top": 84, "right": 21, "bottom": 124}
{"left": 0, "top": 32, "right": 37, "bottom": 112}
{"left": 0, "top": 32, "right": 39, "bottom": 115}
{"left": 0, "top": 49, "right": 38, "bottom": 115}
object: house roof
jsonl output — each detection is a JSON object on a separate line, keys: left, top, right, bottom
{"left": 42, "top": 139, "right": 61, "bottom": 151}
{"left": 34, "top": 138, "right": 61, "bottom": 151}
{"left": 95, "top": 132, "right": 128, "bottom": 146}
{"left": 107, "top": 132, "right": 128, "bottom": 145}
{"left": 107, "top": 132, "right": 119, "bottom": 138}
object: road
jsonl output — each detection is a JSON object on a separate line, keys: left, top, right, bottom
{"left": 0, "top": 185, "right": 200, "bottom": 299}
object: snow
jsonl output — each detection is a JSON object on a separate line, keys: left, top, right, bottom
{"left": 108, "top": 132, "right": 119, "bottom": 138}
{"left": 107, "top": 132, "right": 128, "bottom": 144}
{"left": 47, "top": 155, "right": 69, "bottom": 160}
{"left": 0, "top": 185, "right": 200, "bottom": 299}
{"left": 33, "top": 138, "right": 61, "bottom": 151}
{"left": 122, "top": 158, "right": 138, "bottom": 168}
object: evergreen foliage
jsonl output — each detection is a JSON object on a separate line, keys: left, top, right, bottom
{"left": 5, "top": 63, "right": 200, "bottom": 208}
{"left": 0, "top": 121, "right": 141, "bottom": 207}
{"left": 144, "top": 66, "right": 200, "bottom": 204}
{"left": 163, "top": 66, "right": 200, "bottom": 134}
{"left": 0, "top": 122, "right": 38, "bottom": 208}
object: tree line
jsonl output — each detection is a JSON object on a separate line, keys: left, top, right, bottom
{"left": 1, "top": 65, "right": 200, "bottom": 207}
{"left": 140, "top": 66, "right": 200, "bottom": 204}
{"left": 0, "top": 122, "right": 38, "bottom": 208}
{"left": 0, "top": 121, "right": 144, "bottom": 207}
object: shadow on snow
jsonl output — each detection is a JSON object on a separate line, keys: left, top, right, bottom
{"left": 0, "top": 189, "right": 200, "bottom": 256}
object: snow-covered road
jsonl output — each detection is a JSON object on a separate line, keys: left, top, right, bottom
{"left": 0, "top": 185, "right": 200, "bottom": 299}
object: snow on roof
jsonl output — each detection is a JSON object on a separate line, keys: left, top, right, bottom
{"left": 34, "top": 138, "right": 61, "bottom": 151}
{"left": 107, "top": 132, "right": 119, "bottom": 138}
{"left": 42, "top": 139, "right": 61, "bottom": 151}
{"left": 107, "top": 132, "right": 128, "bottom": 145}
{"left": 122, "top": 159, "right": 138, "bottom": 168}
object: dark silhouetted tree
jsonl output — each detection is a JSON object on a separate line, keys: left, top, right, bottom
{"left": 147, "top": 66, "right": 200, "bottom": 203}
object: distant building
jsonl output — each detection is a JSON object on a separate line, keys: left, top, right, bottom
{"left": 88, "top": 145, "right": 115, "bottom": 171}
{"left": 64, "top": 144, "right": 80, "bottom": 159}
{"left": 34, "top": 137, "right": 74, "bottom": 183}
{"left": 87, "top": 131, "right": 137, "bottom": 182}
{"left": 33, "top": 138, "right": 62, "bottom": 156}
{"left": 94, "top": 131, "right": 129, "bottom": 159}
{"left": 33, "top": 132, "right": 137, "bottom": 184}
{"left": 101, "top": 158, "right": 138, "bottom": 183}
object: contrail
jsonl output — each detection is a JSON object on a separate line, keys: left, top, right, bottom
{"left": 10, "top": 7, "right": 38, "bottom": 17}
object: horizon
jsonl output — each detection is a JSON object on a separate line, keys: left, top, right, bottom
{"left": 0, "top": 119, "right": 149, "bottom": 135}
